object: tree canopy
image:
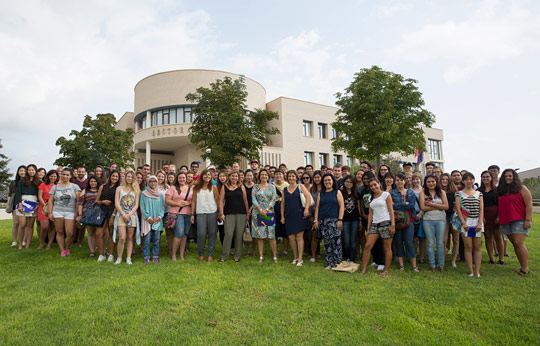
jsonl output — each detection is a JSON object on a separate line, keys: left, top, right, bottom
{"left": 331, "top": 66, "right": 435, "bottom": 168}
{"left": 186, "top": 76, "right": 280, "bottom": 168}
{"left": 0, "top": 139, "right": 11, "bottom": 190}
{"left": 55, "top": 113, "right": 135, "bottom": 170}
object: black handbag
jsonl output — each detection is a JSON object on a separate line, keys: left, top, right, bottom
{"left": 81, "top": 202, "right": 106, "bottom": 227}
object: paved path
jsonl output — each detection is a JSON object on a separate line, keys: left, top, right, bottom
{"left": 0, "top": 210, "right": 12, "bottom": 220}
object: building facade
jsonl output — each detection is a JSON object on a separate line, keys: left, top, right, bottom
{"left": 116, "top": 69, "right": 444, "bottom": 172}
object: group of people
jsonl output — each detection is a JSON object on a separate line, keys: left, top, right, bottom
{"left": 6, "top": 159, "right": 532, "bottom": 277}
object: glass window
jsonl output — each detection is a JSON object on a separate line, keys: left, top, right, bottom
{"left": 333, "top": 154, "right": 342, "bottom": 165}
{"left": 170, "top": 108, "right": 176, "bottom": 124}
{"left": 163, "top": 109, "right": 169, "bottom": 125}
{"left": 177, "top": 108, "right": 184, "bottom": 123}
{"left": 157, "top": 111, "right": 163, "bottom": 126}
{"left": 142, "top": 115, "right": 146, "bottom": 129}
{"left": 185, "top": 107, "right": 192, "bottom": 123}
{"left": 304, "top": 151, "right": 313, "bottom": 166}
{"left": 303, "top": 121, "right": 312, "bottom": 137}
{"left": 347, "top": 156, "right": 352, "bottom": 166}
{"left": 151, "top": 112, "right": 157, "bottom": 126}
{"left": 318, "top": 123, "right": 327, "bottom": 138}
{"left": 331, "top": 128, "right": 337, "bottom": 139}
{"left": 428, "top": 139, "right": 441, "bottom": 160}
{"left": 319, "top": 153, "right": 328, "bottom": 167}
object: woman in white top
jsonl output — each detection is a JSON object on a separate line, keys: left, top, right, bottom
{"left": 455, "top": 172, "right": 484, "bottom": 277}
{"left": 113, "top": 171, "right": 140, "bottom": 265}
{"left": 190, "top": 169, "right": 219, "bottom": 262}
{"left": 419, "top": 175, "right": 449, "bottom": 272}
{"left": 360, "top": 178, "right": 395, "bottom": 276}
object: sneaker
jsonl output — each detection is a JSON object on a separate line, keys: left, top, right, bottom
{"left": 282, "top": 251, "right": 288, "bottom": 257}
{"left": 451, "top": 262, "right": 457, "bottom": 268}
{"left": 126, "top": 258, "right": 132, "bottom": 265}
{"left": 22, "top": 241, "right": 26, "bottom": 247}
{"left": 144, "top": 258, "right": 150, "bottom": 264}
{"left": 107, "top": 255, "right": 114, "bottom": 262}
{"left": 377, "top": 265, "right": 385, "bottom": 271}
{"left": 477, "top": 274, "right": 481, "bottom": 278}
{"left": 447, "top": 249, "right": 452, "bottom": 254}
{"left": 291, "top": 259, "right": 298, "bottom": 265}
{"left": 97, "top": 255, "right": 106, "bottom": 262}
{"left": 153, "top": 258, "right": 159, "bottom": 264}
{"left": 370, "top": 262, "right": 378, "bottom": 267}
{"left": 61, "top": 251, "right": 67, "bottom": 257}
{"left": 114, "top": 258, "right": 122, "bottom": 265}
{"left": 11, "top": 242, "right": 17, "bottom": 247}
{"left": 468, "top": 273, "right": 474, "bottom": 277}
{"left": 310, "top": 257, "right": 316, "bottom": 263}
{"left": 66, "top": 250, "right": 70, "bottom": 255}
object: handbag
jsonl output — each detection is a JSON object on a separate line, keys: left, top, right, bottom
{"left": 80, "top": 202, "right": 106, "bottom": 227}
{"left": 164, "top": 187, "right": 190, "bottom": 230}
{"left": 243, "top": 221, "right": 252, "bottom": 242}
{"left": 257, "top": 212, "right": 275, "bottom": 227}
{"left": 451, "top": 191, "right": 469, "bottom": 230}
{"left": 417, "top": 219, "right": 426, "bottom": 238}
{"left": 7, "top": 193, "right": 15, "bottom": 213}
{"left": 21, "top": 200, "right": 38, "bottom": 213}
{"left": 300, "top": 188, "right": 315, "bottom": 208}
{"left": 394, "top": 210, "right": 410, "bottom": 230}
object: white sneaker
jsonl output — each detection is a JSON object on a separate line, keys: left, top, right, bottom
{"left": 97, "top": 255, "right": 106, "bottom": 262}
{"left": 107, "top": 255, "right": 114, "bottom": 262}
{"left": 310, "top": 257, "right": 316, "bottom": 263}
{"left": 296, "top": 261, "right": 303, "bottom": 267}
{"left": 370, "top": 262, "right": 378, "bottom": 267}
{"left": 447, "top": 249, "right": 452, "bottom": 254}
{"left": 377, "top": 265, "right": 385, "bottom": 271}
{"left": 114, "top": 258, "right": 122, "bottom": 265}
{"left": 126, "top": 258, "right": 132, "bottom": 265}
{"left": 291, "top": 259, "right": 298, "bottom": 265}
{"left": 11, "top": 242, "right": 17, "bottom": 247}
{"left": 22, "top": 241, "right": 26, "bottom": 247}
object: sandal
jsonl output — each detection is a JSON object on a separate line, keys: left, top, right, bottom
{"left": 198, "top": 256, "right": 204, "bottom": 262}
{"left": 413, "top": 266, "right": 420, "bottom": 272}
{"left": 273, "top": 257, "right": 278, "bottom": 263}
{"left": 517, "top": 269, "right": 530, "bottom": 276}
{"left": 258, "top": 257, "right": 264, "bottom": 263}
{"left": 218, "top": 259, "right": 225, "bottom": 263}
{"left": 379, "top": 270, "right": 389, "bottom": 277}
{"left": 89, "top": 253, "right": 95, "bottom": 258}
{"left": 399, "top": 266, "right": 405, "bottom": 271}
{"left": 234, "top": 258, "right": 240, "bottom": 263}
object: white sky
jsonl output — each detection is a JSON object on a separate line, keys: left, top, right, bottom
{"left": 1, "top": 0, "right": 539, "bottom": 178}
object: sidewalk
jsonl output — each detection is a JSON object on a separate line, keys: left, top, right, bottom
{"left": 0, "top": 210, "right": 12, "bottom": 220}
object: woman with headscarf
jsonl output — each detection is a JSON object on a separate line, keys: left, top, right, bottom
{"left": 140, "top": 175, "right": 165, "bottom": 263}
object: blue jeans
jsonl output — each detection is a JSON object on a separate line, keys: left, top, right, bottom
{"left": 423, "top": 219, "right": 446, "bottom": 268}
{"left": 342, "top": 220, "right": 359, "bottom": 262}
{"left": 143, "top": 230, "right": 161, "bottom": 259}
{"left": 394, "top": 223, "right": 416, "bottom": 258}
{"left": 174, "top": 214, "right": 191, "bottom": 238}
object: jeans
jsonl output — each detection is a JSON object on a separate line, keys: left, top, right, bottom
{"left": 394, "top": 223, "right": 416, "bottom": 258}
{"left": 143, "top": 230, "right": 161, "bottom": 259}
{"left": 342, "top": 220, "right": 359, "bottom": 262}
{"left": 174, "top": 214, "right": 191, "bottom": 238}
{"left": 423, "top": 219, "right": 446, "bottom": 268}
{"left": 196, "top": 212, "right": 218, "bottom": 257}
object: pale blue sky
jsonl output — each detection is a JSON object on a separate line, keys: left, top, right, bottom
{"left": 1, "top": 0, "right": 539, "bottom": 177}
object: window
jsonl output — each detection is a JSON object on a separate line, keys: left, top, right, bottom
{"left": 428, "top": 139, "right": 441, "bottom": 160}
{"left": 162, "top": 109, "right": 169, "bottom": 125}
{"left": 319, "top": 153, "right": 328, "bottom": 167}
{"left": 185, "top": 107, "right": 192, "bottom": 123}
{"left": 157, "top": 111, "right": 163, "bottom": 126}
{"left": 331, "top": 128, "right": 337, "bottom": 139}
{"left": 151, "top": 112, "right": 158, "bottom": 126}
{"left": 303, "top": 120, "right": 312, "bottom": 137}
{"left": 142, "top": 115, "right": 146, "bottom": 129}
{"left": 346, "top": 156, "right": 352, "bottom": 166}
{"left": 318, "top": 123, "right": 327, "bottom": 138}
{"left": 304, "top": 151, "right": 313, "bottom": 166}
{"left": 333, "top": 154, "right": 342, "bottom": 165}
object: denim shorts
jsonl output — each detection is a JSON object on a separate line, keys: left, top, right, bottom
{"left": 500, "top": 220, "right": 530, "bottom": 236}
{"left": 174, "top": 214, "right": 191, "bottom": 238}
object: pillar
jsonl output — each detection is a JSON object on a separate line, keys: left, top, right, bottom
{"left": 146, "top": 141, "right": 151, "bottom": 165}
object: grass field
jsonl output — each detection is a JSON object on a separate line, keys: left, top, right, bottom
{"left": 0, "top": 217, "right": 539, "bottom": 346}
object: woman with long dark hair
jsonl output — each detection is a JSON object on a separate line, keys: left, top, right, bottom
{"left": 341, "top": 175, "right": 360, "bottom": 264}
{"left": 440, "top": 173, "right": 459, "bottom": 267}
{"left": 251, "top": 169, "right": 277, "bottom": 262}
{"left": 244, "top": 169, "right": 256, "bottom": 256}
{"left": 95, "top": 170, "right": 120, "bottom": 262}
{"left": 420, "top": 175, "right": 448, "bottom": 272}
{"left": 48, "top": 168, "right": 81, "bottom": 256}
{"left": 309, "top": 170, "right": 323, "bottom": 262}
{"left": 478, "top": 170, "right": 504, "bottom": 265}
{"left": 382, "top": 172, "right": 396, "bottom": 192}
{"left": 411, "top": 173, "right": 426, "bottom": 264}
{"left": 166, "top": 172, "right": 193, "bottom": 261}
{"left": 377, "top": 165, "right": 391, "bottom": 184}
{"left": 15, "top": 164, "right": 39, "bottom": 249}
{"left": 7, "top": 165, "right": 26, "bottom": 246}
{"left": 191, "top": 169, "right": 220, "bottom": 262}
{"left": 37, "top": 170, "right": 58, "bottom": 249}
{"left": 77, "top": 175, "right": 100, "bottom": 257}
{"left": 216, "top": 170, "right": 228, "bottom": 245}
{"left": 497, "top": 169, "right": 533, "bottom": 275}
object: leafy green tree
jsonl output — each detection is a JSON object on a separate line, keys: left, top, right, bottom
{"left": 186, "top": 76, "right": 279, "bottom": 168}
{"left": 331, "top": 65, "right": 435, "bottom": 168}
{"left": 523, "top": 177, "right": 540, "bottom": 200}
{"left": 0, "top": 139, "right": 11, "bottom": 190}
{"left": 55, "top": 114, "right": 135, "bottom": 170}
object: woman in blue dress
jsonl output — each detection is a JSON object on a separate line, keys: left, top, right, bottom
{"left": 280, "top": 170, "right": 311, "bottom": 266}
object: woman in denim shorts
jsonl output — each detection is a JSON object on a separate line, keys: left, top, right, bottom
{"left": 497, "top": 169, "right": 533, "bottom": 276}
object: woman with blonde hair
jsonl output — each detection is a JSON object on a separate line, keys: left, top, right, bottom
{"left": 113, "top": 170, "right": 140, "bottom": 265}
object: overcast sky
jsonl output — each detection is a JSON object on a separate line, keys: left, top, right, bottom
{"left": 1, "top": 0, "right": 539, "bottom": 178}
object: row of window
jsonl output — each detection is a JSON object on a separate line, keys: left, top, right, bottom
{"left": 302, "top": 120, "right": 335, "bottom": 139}
{"left": 303, "top": 151, "right": 352, "bottom": 168}
{"left": 428, "top": 139, "right": 442, "bottom": 161}
{"left": 137, "top": 107, "right": 195, "bottom": 130}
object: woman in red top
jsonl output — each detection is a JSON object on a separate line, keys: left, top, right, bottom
{"left": 37, "top": 170, "right": 58, "bottom": 249}
{"left": 497, "top": 169, "right": 532, "bottom": 275}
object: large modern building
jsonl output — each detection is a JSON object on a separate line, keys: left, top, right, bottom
{"left": 116, "top": 69, "right": 444, "bottom": 171}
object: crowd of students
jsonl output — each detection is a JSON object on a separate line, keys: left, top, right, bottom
{"left": 5, "top": 159, "right": 532, "bottom": 277}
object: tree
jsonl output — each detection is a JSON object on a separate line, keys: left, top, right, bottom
{"left": 55, "top": 114, "right": 135, "bottom": 169}
{"left": 331, "top": 66, "right": 435, "bottom": 168}
{"left": 186, "top": 76, "right": 280, "bottom": 168}
{"left": 523, "top": 177, "right": 540, "bottom": 200}
{"left": 0, "top": 139, "right": 11, "bottom": 190}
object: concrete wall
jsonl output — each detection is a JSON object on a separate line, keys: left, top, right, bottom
{"left": 115, "top": 112, "right": 134, "bottom": 130}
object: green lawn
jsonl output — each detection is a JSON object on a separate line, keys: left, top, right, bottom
{"left": 0, "top": 217, "right": 539, "bottom": 346}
